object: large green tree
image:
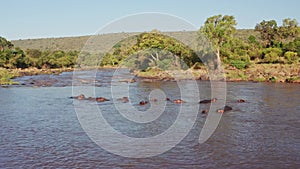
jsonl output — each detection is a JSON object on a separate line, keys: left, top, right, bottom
{"left": 199, "top": 14, "right": 237, "bottom": 70}
{"left": 255, "top": 18, "right": 299, "bottom": 47}
{"left": 255, "top": 20, "right": 278, "bottom": 47}
{"left": 279, "top": 18, "right": 299, "bottom": 41}
{"left": 0, "top": 37, "right": 14, "bottom": 52}
{"left": 106, "top": 31, "right": 199, "bottom": 69}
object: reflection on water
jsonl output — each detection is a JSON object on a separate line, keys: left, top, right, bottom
{"left": 1, "top": 70, "right": 299, "bottom": 168}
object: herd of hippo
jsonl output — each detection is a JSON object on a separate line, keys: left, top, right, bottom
{"left": 70, "top": 94, "right": 246, "bottom": 114}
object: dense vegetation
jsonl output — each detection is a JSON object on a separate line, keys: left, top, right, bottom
{"left": 199, "top": 16, "right": 300, "bottom": 69}
{"left": 1, "top": 15, "right": 300, "bottom": 84}
{"left": 0, "top": 37, "right": 78, "bottom": 69}
{"left": 100, "top": 31, "right": 200, "bottom": 70}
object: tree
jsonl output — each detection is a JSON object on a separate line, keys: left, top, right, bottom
{"left": 255, "top": 20, "right": 279, "bottom": 47}
{"left": 255, "top": 18, "right": 299, "bottom": 48}
{"left": 0, "top": 37, "right": 14, "bottom": 52}
{"left": 25, "top": 49, "right": 42, "bottom": 67}
{"left": 199, "top": 14, "right": 237, "bottom": 71}
{"left": 283, "top": 37, "right": 300, "bottom": 56}
{"left": 109, "top": 31, "right": 199, "bottom": 69}
{"left": 279, "top": 18, "right": 299, "bottom": 41}
{"left": 7, "top": 47, "right": 28, "bottom": 68}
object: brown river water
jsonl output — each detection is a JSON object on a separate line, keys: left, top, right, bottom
{"left": 0, "top": 69, "right": 299, "bottom": 168}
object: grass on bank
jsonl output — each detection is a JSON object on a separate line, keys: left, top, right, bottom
{"left": 0, "top": 62, "right": 299, "bottom": 85}
{"left": 0, "top": 68, "right": 19, "bottom": 85}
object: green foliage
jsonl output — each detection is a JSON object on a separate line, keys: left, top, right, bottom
{"left": 249, "top": 49, "right": 263, "bottom": 61}
{"left": 0, "top": 15, "right": 298, "bottom": 74}
{"left": 248, "top": 35, "right": 257, "bottom": 44}
{"left": 269, "top": 76, "right": 276, "bottom": 82}
{"left": 200, "top": 15, "right": 237, "bottom": 47}
{"left": 230, "top": 60, "right": 249, "bottom": 69}
{"left": 0, "top": 36, "right": 14, "bottom": 51}
{"left": 255, "top": 20, "right": 278, "bottom": 47}
{"left": 199, "top": 14, "right": 237, "bottom": 70}
{"left": 0, "top": 68, "right": 18, "bottom": 85}
{"left": 0, "top": 38, "right": 79, "bottom": 69}
{"left": 107, "top": 32, "right": 199, "bottom": 69}
{"left": 100, "top": 53, "right": 118, "bottom": 66}
{"left": 255, "top": 18, "right": 299, "bottom": 48}
{"left": 283, "top": 38, "right": 300, "bottom": 55}
{"left": 262, "top": 48, "right": 283, "bottom": 63}
{"left": 279, "top": 18, "right": 299, "bottom": 40}
{"left": 253, "top": 77, "right": 266, "bottom": 82}
{"left": 24, "top": 50, "right": 78, "bottom": 68}
{"left": 284, "top": 51, "right": 298, "bottom": 63}
{"left": 220, "top": 37, "right": 251, "bottom": 69}
{"left": 136, "top": 32, "right": 199, "bottom": 67}
{"left": 226, "top": 71, "right": 248, "bottom": 80}
{"left": 285, "top": 76, "right": 300, "bottom": 83}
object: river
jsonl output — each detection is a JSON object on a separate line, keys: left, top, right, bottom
{"left": 0, "top": 69, "right": 299, "bottom": 168}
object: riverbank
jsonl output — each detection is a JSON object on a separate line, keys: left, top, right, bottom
{"left": 0, "top": 68, "right": 74, "bottom": 85}
{"left": 1, "top": 63, "right": 299, "bottom": 85}
{"left": 136, "top": 63, "right": 300, "bottom": 83}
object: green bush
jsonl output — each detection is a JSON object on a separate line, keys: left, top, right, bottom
{"left": 269, "top": 76, "right": 276, "bottom": 82}
{"left": 249, "top": 49, "right": 263, "bottom": 61}
{"left": 0, "top": 68, "right": 17, "bottom": 85}
{"left": 284, "top": 51, "right": 298, "bottom": 63}
{"left": 283, "top": 38, "right": 300, "bottom": 56}
{"left": 230, "top": 59, "right": 249, "bottom": 69}
{"left": 263, "top": 48, "right": 282, "bottom": 63}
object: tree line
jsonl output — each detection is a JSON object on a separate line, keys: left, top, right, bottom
{"left": 199, "top": 15, "right": 299, "bottom": 69}
{"left": 0, "top": 37, "right": 78, "bottom": 69}
{"left": 1, "top": 15, "right": 299, "bottom": 70}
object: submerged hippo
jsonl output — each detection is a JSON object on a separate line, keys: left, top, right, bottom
{"left": 70, "top": 94, "right": 86, "bottom": 100}
{"left": 139, "top": 101, "right": 148, "bottom": 105}
{"left": 201, "top": 109, "right": 209, "bottom": 114}
{"left": 87, "top": 97, "right": 96, "bottom": 101}
{"left": 173, "top": 99, "right": 185, "bottom": 104}
{"left": 117, "top": 97, "right": 129, "bottom": 103}
{"left": 237, "top": 99, "right": 246, "bottom": 103}
{"left": 217, "top": 106, "right": 232, "bottom": 113}
{"left": 199, "top": 98, "right": 217, "bottom": 104}
{"left": 96, "top": 97, "right": 110, "bottom": 102}
{"left": 150, "top": 98, "right": 157, "bottom": 102}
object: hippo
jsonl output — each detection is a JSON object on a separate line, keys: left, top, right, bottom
{"left": 139, "top": 101, "right": 148, "bottom": 105}
{"left": 201, "top": 109, "right": 209, "bottom": 114}
{"left": 217, "top": 106, "right": 232, "bottom": 113}
{"left": 117, "top": 97, "right": 129, "bottom": 103}
{"left": 87, "top": 97, "right": 96, "bottom": 101}
{"left": 70, "top": 94, "right": 85, "bottom": 100}
{"left": 237, "top": 99, "right": 245, "bottom": 103}
{"left": 173, "top": 99, "right": 185, "bottom": 104}
{"left": 96, "top": 97, "right": 110, "bottom": 102}
{"left": 150, "top": 98, "right": 157, "bottom": 102}
{"left": 199, "top": 98, "right": 217, "bottom": 104}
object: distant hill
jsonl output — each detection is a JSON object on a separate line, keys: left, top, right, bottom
{"left": 12, "top": 29, "right": 258, "bottom": 52}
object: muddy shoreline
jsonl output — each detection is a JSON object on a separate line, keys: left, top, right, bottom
{"left": 1, "top": 63, "right": 299, "bottom": 87}
{"left": 136, "top": 63, "right": 300, "bottom": 83}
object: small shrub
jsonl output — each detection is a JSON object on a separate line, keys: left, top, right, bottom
{"left": 262, "top": 48, "right": 282, "bottom": 63}
{"left": 269, "top": 76, "right": 276, "bottom": 82}
{"left": 230, "top": 60, "right": 249, "bottom": 69}
{"left": 0, "top": 68, "right": 18, "bottom": 85}
{"left": 284, "top": 51, "right": 298, "bottom": 64}
{"left": 253, "top": 77, "right": 266, "bottom": 82}
{"left": 249, "top": 49, "right": 263, "bottom": 61}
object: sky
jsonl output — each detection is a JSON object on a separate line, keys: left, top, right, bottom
{"left": 1, "top": 0, "right": 299, "bottom": 40}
